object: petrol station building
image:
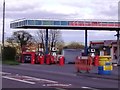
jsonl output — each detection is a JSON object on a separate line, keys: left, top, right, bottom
{"left": 90, "top": 40, "right": 119, "bottom": 63}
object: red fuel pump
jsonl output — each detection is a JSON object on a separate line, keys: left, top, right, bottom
{"left": 51, "top": 55, "right": 55, "bottom": 64}
{"left": 22, "top": 52, "right": 35, "bottom": 64}
{"left": 46, "top": 54, "right": 51, "bottom": 65}
{"left": 31, "top": 52, "right": 35, "bottom": 64}
{"left": 59, "top": 56, "right": 65, "bottom": 66}
{"left": 39, "top": 55, "right": 44, "bottom": 64}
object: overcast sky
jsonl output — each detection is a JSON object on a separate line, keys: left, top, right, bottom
{"left": 0, "top": 0, "right": 119, "bottom": 44}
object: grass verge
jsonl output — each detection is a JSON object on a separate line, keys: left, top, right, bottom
{"left": 2, "top": 60, "right": 20, "bottom": 65}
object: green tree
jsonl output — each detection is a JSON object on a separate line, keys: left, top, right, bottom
{"left": 13, "top": 31, "right": 32, "bottom": 47}
{"left": 64, "top": 42, "right": 84, "bottom": 49}
{"left": 10, "top": 30, "right": 33, "bottom": 52}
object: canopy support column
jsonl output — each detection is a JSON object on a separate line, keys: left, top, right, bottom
{"left": 45, "top": 28, "right": 49, "bottom": 55}
{"left": 84, "top": 30, "right": 88, "bottom": 56}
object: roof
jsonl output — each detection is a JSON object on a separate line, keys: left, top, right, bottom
{"left": 90, "top": 40, "right": 119, "bottom": 45}
{"left": 10, "top": 19, "right": 120, "bottom": 30}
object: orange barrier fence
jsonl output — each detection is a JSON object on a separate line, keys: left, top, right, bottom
{"left": 75, "top": 56, "right": 93, "bottom": 73}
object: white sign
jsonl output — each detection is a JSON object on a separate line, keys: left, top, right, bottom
{"left": 52, "top": 47, "right": 57, "bottom": 51}
{"left": 39, "top": 48, "right": 43, "bottom": 51}
{"left": 52, "top": 52, "right": 56, "bottom": 56}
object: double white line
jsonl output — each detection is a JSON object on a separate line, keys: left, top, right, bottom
{"left": 1, "top": 71, "right": 58, "bottom": 85}
{"left": 2, "top": 76, "right": 36, "bottom": 84}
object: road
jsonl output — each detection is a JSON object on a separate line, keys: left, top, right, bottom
{"left": 1, "top": 64, "right": 119, "bottom": 89}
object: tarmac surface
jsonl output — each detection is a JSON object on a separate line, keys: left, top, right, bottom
{"left": 1, "top": 64, "right": 120, "bottom": 90}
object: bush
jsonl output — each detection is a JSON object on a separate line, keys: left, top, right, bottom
{"left": 2, "top": 60, "right": 20, "bottom": 65}
{"left": 3, "top": 46, "right": 16, "bottom": 60}
{"left": 64, "top": 42, "right": 84, "bottom": 49}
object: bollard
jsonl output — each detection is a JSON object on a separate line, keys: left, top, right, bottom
{"left": 22, "top": 54, "right": 24, "bottom": 63}
{"left": 75, "top": 56, "right": 81, "bottom": 72}
{"left": 98, "top": 56, "right": 112, "bottom": 75}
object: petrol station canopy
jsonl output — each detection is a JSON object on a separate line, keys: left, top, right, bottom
{"left": 10, "top": 19, "right": 120, "bottom": 62}
{"left": 10, "top": 19, "right": 120, "bottom": 30}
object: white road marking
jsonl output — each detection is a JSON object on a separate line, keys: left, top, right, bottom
{"left": 43, "top": 84, "right": 46, "bottom": 86}
{"left": 2, "top": 76, "right": 35, "bottom": 84}
{"left": 2, "top": 72, "right": 58, "bottom": 84}
{"left": 0, "top": 72, "right": 11, "bottom": 75}
{"left": 55, "top": 88, "right": 67, "bottom": 90}
{"left": 81, "top": 86, "right": 91, "bottom": 89}
{"left": 2, "top": 71, "right": 71, "bottom": 87}
{"left": 43, "top": 84, "right": 72, "bottom": 87}
{"left": 23, "top": 75, "right": 58, "bottom": 83}
{"left": 92, "top": 78, "right": 98, "bottom": 79}
{"left": 81, "top": 86, "right": 100, "bottom": 90}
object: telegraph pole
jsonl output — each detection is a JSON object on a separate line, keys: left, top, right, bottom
{"left": 2, "top": 0, "right": 5, "bottom": 61}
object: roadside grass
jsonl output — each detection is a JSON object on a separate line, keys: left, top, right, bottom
{"left": 2, "top": 60, "right": 20, "bottom": 65}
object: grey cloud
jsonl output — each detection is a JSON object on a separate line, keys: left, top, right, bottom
{"left": 98, "top": 5, "right": 118, "bottom": 18}
{"left": 61, "top": 0, "right": 118, "bottom": 20}
{"left": 6, "top": 4, "right": 36, "bottom": 12}
{"left": 0, "top": 2, "right": 74, "bottom": 20}
{"left": 0, "top": 1, "right": 41, "bottom": 19}
{"left": 6, "top": 9, "right": 72, "bottom": 20}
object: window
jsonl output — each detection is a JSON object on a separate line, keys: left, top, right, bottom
{"left": 28, "top": 20, "right": 35, "bottom": 25}
{"left": 43, "top": 21, "right": 53, "bottom": 25}
{"left": 21, "top": 21, "right": 25, "bottom": 26}
{"left": 61, "top": 21, "right": 68, "bottom": 25}
{"left": 24, "top": 20, "right": 27, "bottom": 25}
{"left": 34, "top": 20, "right": 42, "bottom": 25}
{"left": 10, "top": 23, "right": 12, "bottom": 28}
{"left": 54, "top": 21, "right": 60, "bottom": 25}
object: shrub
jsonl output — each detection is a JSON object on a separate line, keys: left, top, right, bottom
{"left": 3, "top": 46, "right": 16, "bottom": 60}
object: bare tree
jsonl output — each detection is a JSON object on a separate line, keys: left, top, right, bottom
{"left": 35, "top": 29, "right": 63, "bottom": 54}
{"left": 35, "top": 29, "right": 46, "bottom": 53}
{"left": 49, "top": 29, "right": 62, "bottom": 51}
